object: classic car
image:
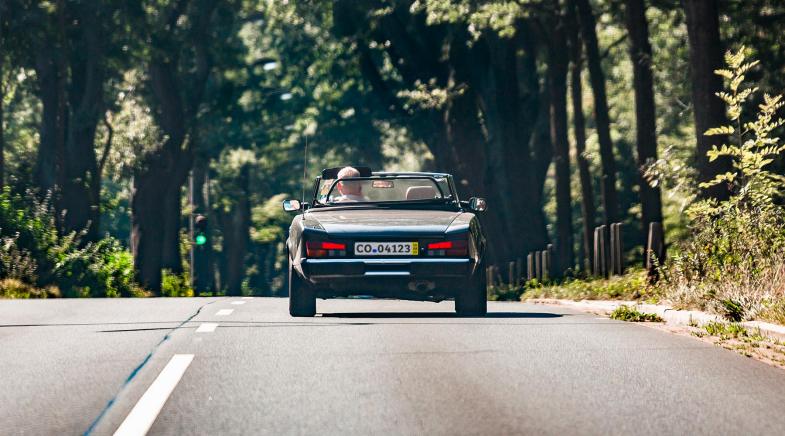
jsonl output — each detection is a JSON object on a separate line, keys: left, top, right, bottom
{"left": 282, "top": 167, "right": 488, "bottom": 317}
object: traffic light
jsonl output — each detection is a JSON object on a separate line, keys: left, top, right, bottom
{"left": 194, "top": 214, "right": 208, "bottom": 246}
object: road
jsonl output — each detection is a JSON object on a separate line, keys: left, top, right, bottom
{"left": 2, "top": 297, "right": 785, "bottom": 435}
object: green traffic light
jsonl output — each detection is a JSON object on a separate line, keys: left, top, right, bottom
{"left": 195, "top": 234, "right": 207, "bottom": 246}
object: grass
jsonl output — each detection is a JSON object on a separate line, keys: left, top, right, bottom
{"left": 522, "top": 269, "right": 661, "bottom": 302}
{"left": 0, "top": 279, "right": 60, "bottom": 299}
{"left": 609, "top": 305, "right": 663, "bottom": 322}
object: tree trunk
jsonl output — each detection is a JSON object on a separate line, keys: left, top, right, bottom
{"left": 546, "top": 6, "right": 574, "bottom": 276}
{"left": 574, "top": 0, "right": 619, "bottom": 225}
{"left": 34, "top": 49, "right": 66, "bottom": 198}
{"left": 222, "top": 165, "right": 251, "bottom": 296}
{"left": 61, "top": 6, "right": 103, "bottom": 241}
{"left": 683, "top": 0, "right": 731, "bottom": 200}
{"left": 567, "top": 0, "right": 596, "bottom": 273}
{"left": 625, "top": 0, "right": 664, "bottom": 259}
{"left": 131, "top": 172, "right": 165, "bottom": 292}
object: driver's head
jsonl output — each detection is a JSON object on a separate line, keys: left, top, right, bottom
{"left": 337, "top": 166, "right": 362, "bottom": 196}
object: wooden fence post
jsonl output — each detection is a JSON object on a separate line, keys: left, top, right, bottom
{"left": 593, "top": 227, "right": 600, "bottom": 277}
{"left": 646, "top": 222, "right": 664, "bottom": 280}
{"left": 541, "top": 250, "right": 550, "bottom": 281}
{"left": 598, "top": 225, "right": 608, "bottom": 278}
{"left": 527, "top": 253, "right": 534, "bottom": 281}
{"left": 609, "top": 223, "right": 624, "bottom": 276}
{"left": 535, "top": 251, "right": 542, "bottom": 280}
{"left": 516, "top": 258, "right": 523, "bottom": 284}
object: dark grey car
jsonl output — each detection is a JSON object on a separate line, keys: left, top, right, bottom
{"left": 283, "top": 167, "right": 488, "bottom": 317}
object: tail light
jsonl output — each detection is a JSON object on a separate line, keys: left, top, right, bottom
{"left": 427, "top": 238, "right": 468, "bottom": 256}
{"left": 306, "top": 241, "right": 347, "bottom": 257}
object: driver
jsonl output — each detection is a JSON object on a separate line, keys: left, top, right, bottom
{"left": 335, "top": 166, "right": 366, "bottom": 202}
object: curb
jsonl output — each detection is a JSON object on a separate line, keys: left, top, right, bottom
{"left": 527, "top": 298, "right": 785, "bottom": 342}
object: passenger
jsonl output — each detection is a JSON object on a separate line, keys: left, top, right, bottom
{"left": 335, "top": 166, "right": 366, "bottom": 202}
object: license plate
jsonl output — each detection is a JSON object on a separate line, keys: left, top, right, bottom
{"left": 355, "top": 242, "right": 419, "bottom": 256}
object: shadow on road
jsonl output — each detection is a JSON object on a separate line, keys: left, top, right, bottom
{"left": 320, "top": 312, "right": 566, "bottom": 319}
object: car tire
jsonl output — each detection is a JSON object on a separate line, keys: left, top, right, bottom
{"left": 288, "top": 261, "right": 316, "bottom": 317}
{"left": 455, "top": 266, "right": 487, "bottom": 316}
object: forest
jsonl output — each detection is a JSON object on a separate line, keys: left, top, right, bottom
{"left": 1, "top": 1, "right": 784, "bottom": 319}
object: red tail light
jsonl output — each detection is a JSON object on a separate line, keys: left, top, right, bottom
{"left": 306, "top": 241, "right": 347, "bottom": 257}
{"left": 427, "top": 239, "right": 468, "bottom": 256}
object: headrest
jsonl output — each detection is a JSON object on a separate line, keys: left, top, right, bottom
{"left": 321, "top": 166, "right": 372, "bottom": 178}
{"left": 405, "top": 186, "right": 438, "bottom": 200}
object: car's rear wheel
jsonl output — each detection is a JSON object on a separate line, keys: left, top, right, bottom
{"left": 455, "top": 266, "right": 487, "bottom": 316}
{"left": 288, "top": 261, "right": 316, "bottom": 317}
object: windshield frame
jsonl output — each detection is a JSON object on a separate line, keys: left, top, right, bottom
{"left": 312, "top": 175, "right": 455, "bottom": 207}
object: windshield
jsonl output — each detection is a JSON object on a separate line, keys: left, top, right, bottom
{"left": 315, "top": 176, "right": 452, "bottom": 205}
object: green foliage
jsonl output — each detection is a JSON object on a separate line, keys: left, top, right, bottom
{"left": 161, "top": 269, "right": 194, "bottom": 298}
{"left": 698, "top": 47, "right": 785, "bottom": 210}
{"left": 703, "top": 321, "right": 749, "bottom": 339}
{"left": 0, "top": 279, "right": 60, "bottom": 299}
{"left": 609, "top": 305, "right": 663, "bottom": 322}
{"left": 662, "top": 49, "right": 785, "bottom": 321}
{"left": 526, "top": 269, "right": 660, "bottom": 302}
{"left": 0, "top": 189, "right": 141, "bottom": 298}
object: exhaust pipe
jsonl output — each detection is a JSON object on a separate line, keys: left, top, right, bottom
{"left": 408, "top": 280, "right": 435, "bottom": 293}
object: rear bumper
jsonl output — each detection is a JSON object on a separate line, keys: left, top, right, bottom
{"left": 303, "top": 258, "right": 472, "bottom": 279}
{"left": 299, "top": 258, "right": 476, "bottom": 300}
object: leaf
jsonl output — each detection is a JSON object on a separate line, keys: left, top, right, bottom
{"left": 730, "top": 75, "right": 745, "bottom": 92}
{"left": 716, "top": 91, "right": 736, "bottom": 105}
{"left": 714, "top": 69, "right": 734, "bottom": 79}
{"left": 704, "top": 126, "right": 734, "bottom": 136}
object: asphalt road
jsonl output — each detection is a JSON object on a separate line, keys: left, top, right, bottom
{"left": 3, "top": 297, "right": 785, "bottom": 435}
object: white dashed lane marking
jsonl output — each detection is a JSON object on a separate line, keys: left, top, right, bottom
{"left": 195, "top": 323, "right": 218, "bottom": 333}
{"left": 231, "top": 301, "right": 246, "bottom": 305}
{"left": 241, "top": 297, "right": 253, "bottom": 300}
{"left": 113, "top": 354, "right": 194, "bottom": 436}
{"left": 215, "top": 309, "right": 234, "bottom": 316}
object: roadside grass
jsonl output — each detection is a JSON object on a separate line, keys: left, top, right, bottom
{"left": 609, "top": 305, "right": 663, "bottom": 322}
{"left": 521, "top": 269, "right": 661, "bottom": 302}
{"left": 0, "top": 279, "right": 60, "bottom": 299}
{"left": 687, "top": 321, "right": 785, "bottom": 368}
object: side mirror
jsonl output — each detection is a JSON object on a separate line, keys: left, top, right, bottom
{"left": 282, "top": 199, "right": 302, "bottom": 212}
{"left": 469, "top": 197, "right": 487, "bottom": 212}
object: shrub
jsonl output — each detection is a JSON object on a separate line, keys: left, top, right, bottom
{"left": 609, "top": 305, "right": 663, "bottom": 322}
{"left": 525, "top": 269, "right": 660, "bottom": 302}
{"left": 0, "top": 188, "right": 141, "bottom": 297}
{"left": 161, "top": 269, "right": 193, "bottom": 297}
{"left": 660, "top": 47, "right": 785, "bottom": 321}
{"left": 0, "top": 278, "right": 60, "bottom": 299}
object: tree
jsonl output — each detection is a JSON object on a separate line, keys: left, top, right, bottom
{"left": 545, "top": 1, "right": 574, "bottom": 274}
{"left": 566, "top": 0, "right": 596, "bottom": 273}
{"left": 7, "top": 1, "right": 129, "bottom": 242}
{"left": 574, "top": 0, "right": 620, "bottom": 225}
{"left": 130, "top": 0, "right": 219, "bottom": 292}
{"left": 334, "top": 1, "right": 553, "bottom": 263}
{"left": 625, "top": 0, "right": 664, "bottom": 256}
{"left": 684, "top": 0, "right": 732, "bottom": 200}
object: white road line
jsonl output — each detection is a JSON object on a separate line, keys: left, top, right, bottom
{"left": 241, "top": 297, "right": 253, "bottom": 300}
{"left": 231, "top": 301, "right": 246, "bottom": 305}
{"left": 113, "top": 354, "right": 194, "bottom": 436}
{"left": 215, "top": 309, "right": 234, "bottom": 316}
{"left": 195, "top": 323, "right": 218, "bottom": 333}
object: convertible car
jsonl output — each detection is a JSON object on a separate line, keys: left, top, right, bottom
{"left": 282, "top": 167, "right": 488, "bottom": 317}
